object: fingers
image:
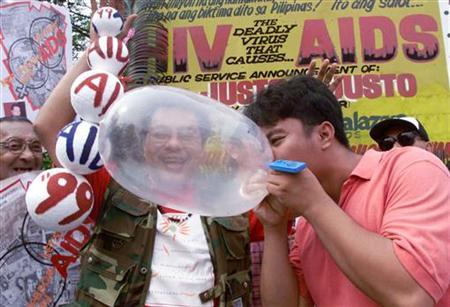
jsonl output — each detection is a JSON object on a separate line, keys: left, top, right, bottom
{"left": 265, "top": 196, "right": 287, "bottom": 216}
{"left": 90, "top": 0, "right": 98, "bottom": 16}
{"left": 317, "top": 59, "right": 329, "bottom": 81}
{"left": 323, "top": 62, "right": 337, "bottom": 85}
{"left": 306, "top": 60, "right": 317, "bottom": 77}
{"left": 305, "top": 58, "right": 341, "bottom": 92}
{"left": 328, "top": 74, "right": 343, "bottom": 92}
{"left": 118, "top": 14, "right": 137, "bottom": 40}
{"left": 112, "top": 0, "right": 125, "bottom": 15}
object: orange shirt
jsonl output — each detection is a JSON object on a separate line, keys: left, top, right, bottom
{"left": 290, "top": 148, "right": 450, "bottom": 306}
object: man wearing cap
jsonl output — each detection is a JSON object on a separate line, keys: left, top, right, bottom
{"left": 370, "top": 116, "right": 432, "bottom": 152}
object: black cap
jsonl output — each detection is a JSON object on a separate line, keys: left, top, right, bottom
{"left": 370, "top": 117, "right": 429, "bottom": 142}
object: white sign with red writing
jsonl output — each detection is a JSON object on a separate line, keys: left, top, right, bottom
{"left": 0, "top": 1, "right": 72, "bottom": 122}
{"left": 0, "top": 172, "right": 95, "bottom": 306}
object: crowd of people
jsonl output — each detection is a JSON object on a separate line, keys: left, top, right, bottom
{"left": 1, "top": 6, "right": 449, "bottom": 307}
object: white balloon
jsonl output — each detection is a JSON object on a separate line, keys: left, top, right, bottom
{"left": 87, "top": 36, "right": 129, "bottom": 76}
{"left": 56, "top": 120, "right": 103, "bottom": 174}
{"left": 71, "top": 70, "right": 124, "bottom": 123}
{"left": 99, "top": 86, "right": 273, "bottom": 216}
{"left": 91, "top": 6, "right": 123, "bottom": 37}
{"left": 25, "top": 168, "right": 94, "bottom": 232}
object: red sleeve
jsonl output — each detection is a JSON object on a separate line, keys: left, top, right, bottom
{"left": 84, "top": 167, "right": 111, "bottom": 222}
{"left": 249, "top": 210, "right": 295, "bottom": 242}
{"left": 249, "top": 210, "right": 265, "bottom": 242}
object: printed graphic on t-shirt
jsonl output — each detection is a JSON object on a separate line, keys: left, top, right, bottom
{"left": 145, "top": 211, "right": 214, "bottom": 307}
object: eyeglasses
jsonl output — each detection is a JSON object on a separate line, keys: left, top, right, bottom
{"left": 377, "top": 131, "right": 418, "bottom": 151}
{"left": 0, "top": 138, "right": 43, "bottom": 154}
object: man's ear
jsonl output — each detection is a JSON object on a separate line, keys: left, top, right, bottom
{"left": 317, "top": 121, "right": 334, "bottom": 150}
{"left": 425, "top": 141, "right": 433, "bottom": 152}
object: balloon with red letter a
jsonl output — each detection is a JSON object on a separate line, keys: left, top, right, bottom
{"left": 71, "top": 70, "right": 124, "bottom": 123}
{"left": 25, "top": 168, "right": 94, "bottom": 232}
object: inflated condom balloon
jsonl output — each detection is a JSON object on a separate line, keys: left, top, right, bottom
{"left": 70, "top": 70, "right": 124, "bottom": 124}
{"left": 91, "top": 6, "right": 124, "bottom": 37}
{"left": 25, "top": 168, "right": 94, "bottom": 232}
{"left": 56, "top": 120, "right": 103, "bottom": 175}
{"left": 98, "top": 85, "right": 273, "bottom": 217}
{"left": 87, "top": 36, "right": 129, "bottom": 76}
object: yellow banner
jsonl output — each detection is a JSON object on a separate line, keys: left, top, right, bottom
{"left": 156, "top": 0, "right": 450, "bottom": 166}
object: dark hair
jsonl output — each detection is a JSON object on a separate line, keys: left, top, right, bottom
{"left": 0, "top": 116, "right": 31, "bottom": 124}
{"left": 107, "top": 98, "right": 212, "bottom": 162}
{"left": 243, "top": 76, "right": 349, "bottom": 148}
{"left": 143, "top": 99, "right": 212, "bottom": 145}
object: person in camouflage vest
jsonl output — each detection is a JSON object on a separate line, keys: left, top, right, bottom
{"left": 36, "top": 50, "right": 253, "bottom": 306}
{"left": 74, "top": 179, "right": 251, "bottom": 307}
{"left": 71, "top": 99, "right": 252, "bottom": 307}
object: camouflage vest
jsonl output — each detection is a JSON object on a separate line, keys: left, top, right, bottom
{"left": 74, "top": 180, "right": 252, "bottom": 307}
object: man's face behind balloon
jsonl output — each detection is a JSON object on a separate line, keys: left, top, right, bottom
{"left": 144, "top": 107, "right": 203, "bottom": 182}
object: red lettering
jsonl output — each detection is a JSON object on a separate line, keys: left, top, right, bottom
{"left": 89, "top": 38, "right": 106, "bottom": 59}
{"left": 74, "top": 73, "right": 108, "bottom": 107}
{"left": 338, "top": 17, "right": 357, "bottom": 64}
{"left": 400, "top": 14, "right": 439, "bottom": 62}
{"left": 60, "top": 240, "right": 79, "bottom": 256}
{"left": 99, "top": 82, "right": 121, "bottom": 117}
{"left": 44, "top": 36, "right": 58, "bottom": 54}
{"left": 36, "top": 173, "right": 77, "bottom": 214}
{"left": 362, "top": 74, "right": 382, "bottom": 98}
{"left": 396, "top": 73, "right": 417, "bottom": 97}
{"left": 107, "top": 36, "right": 113, "bottom": 58}
{"left": 360, "top": 16, "right": 397, "bottom": 62}
{"left": 56, "top": 28, "right": 67, "bottom": 47}
{"left": 378, "top": 74, "right": 396, "bottom": 96}
{"left": 116, "top": 38, "right": 128, "bottom": 62}
{"left": 58, "top": 181, "right": 93, "bottom": 225}
{"left": 236, "top": 81, "right": 253, "bottom": 104}
{"left": 297, "top": 19, "right": 339, "bottom": 65}
{"left": 172, "top": 25, "right": 232, "bottom": 73}
{"left": 50, "top": 254, "right": 77, "bottom": 279}
{"left": 97, "top": 7, "right": 113, "bottom": 18}
{"left": 63, "top": 224, "right": 91, "bottom": 250}
{"left": 334, "top": 74, "right": 416, "bottom": 99}
{"left": 341, "top": 75, "right": 363, "bottom": 99}
{"left": 173, "top": 27, "right": 189, "bottom": 73}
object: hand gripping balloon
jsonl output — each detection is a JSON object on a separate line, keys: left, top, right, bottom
{"left": 99, "top": 86, "right": 273, "bottom": 216}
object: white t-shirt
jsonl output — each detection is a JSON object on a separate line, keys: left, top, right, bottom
{"left": 145, "top": 210, "right": 214, "bottom": 307}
